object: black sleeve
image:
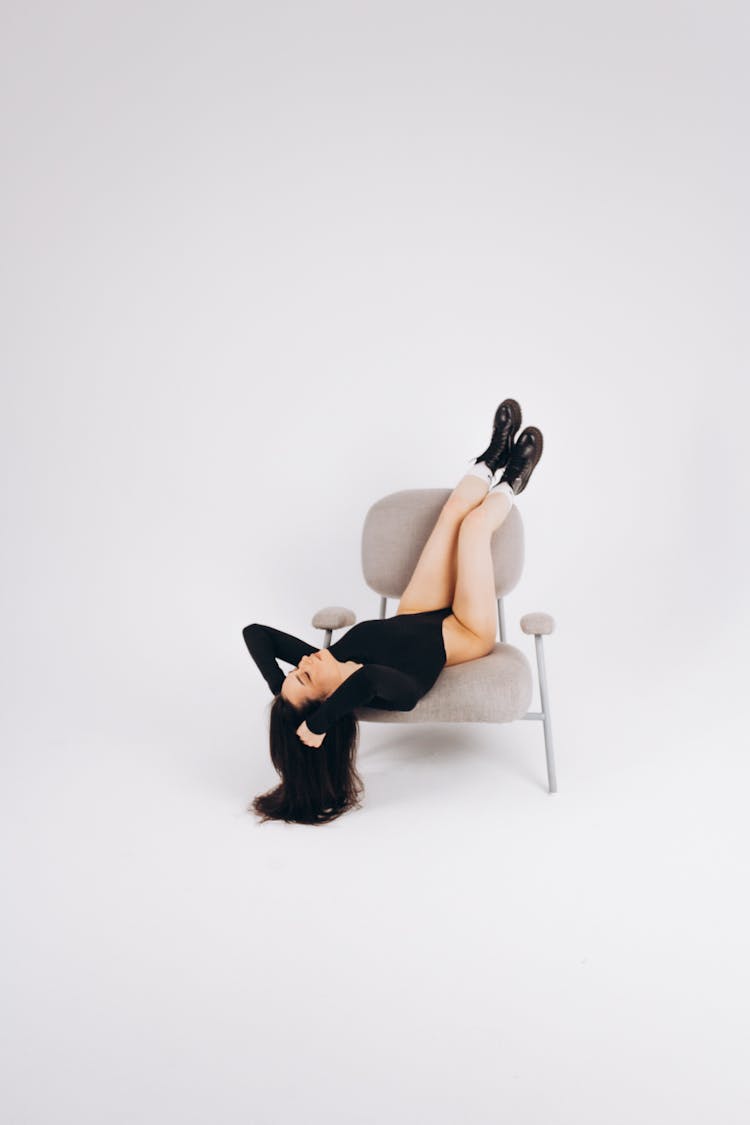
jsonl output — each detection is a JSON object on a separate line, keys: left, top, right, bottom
{"left": 306, "top": 664, "right": 422, "bottom": 736}
{"left": 242, "top": 623, "right": 318, "bottom": 697}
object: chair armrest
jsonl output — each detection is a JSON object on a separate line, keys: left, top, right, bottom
{"left": 520, "top": 612, "right": 555, "bottom": 636}
{"left": 312, "top": 606, "right": 357, "bottom": 632}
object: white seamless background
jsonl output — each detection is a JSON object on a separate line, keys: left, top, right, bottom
{"left": 2, "top": 3, "right": 748, "bottom": 1124}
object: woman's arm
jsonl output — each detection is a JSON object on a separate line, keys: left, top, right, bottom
{"left": 242, "top": 623, "right": 318, "bottom": 696}
{"left": 306, "top": 664, "right": 421, "bottom": 736}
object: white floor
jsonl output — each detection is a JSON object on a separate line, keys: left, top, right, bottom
{"left": 4, "top": 689, "right": 748, "bottom": 1125}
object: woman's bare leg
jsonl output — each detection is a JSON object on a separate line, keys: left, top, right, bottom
{"left": 396, "top": 474, "right": 490, "bottom": 615}
{"left": 451, "top": 491, "right": 513, "bottom": 646}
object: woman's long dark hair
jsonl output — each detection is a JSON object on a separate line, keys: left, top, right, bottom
{"left": 249, "top": 693, "right": 364, "bottom": 825}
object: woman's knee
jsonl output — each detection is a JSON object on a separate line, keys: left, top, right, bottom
{"left": 458, "top": 505, "right": 493, "bottom": 534}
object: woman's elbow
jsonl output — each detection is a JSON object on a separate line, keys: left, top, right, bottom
{"left": 242, "top": 623, "right": 262, "bottom": 647}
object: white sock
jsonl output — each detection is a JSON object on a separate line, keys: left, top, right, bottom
{"left": 490, "top": 480, "right": 515, "bottom": 501}
{"left": 461, "top": 459, "right": 494, "bottom": 486}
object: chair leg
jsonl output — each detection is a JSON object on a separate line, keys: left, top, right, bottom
{"left": 496, "top": 596, "right": 506, "bottom": 642}
{"left": 534, "top": 634, "right": 558, "bottom": 794}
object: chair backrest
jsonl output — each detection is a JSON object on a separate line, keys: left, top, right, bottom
{"left": 361, "top": 488, "right": 525, "bottom": 601}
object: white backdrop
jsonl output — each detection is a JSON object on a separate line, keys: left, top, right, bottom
{"left": 2, "top": 2, "right": 749, "bottom": 1123}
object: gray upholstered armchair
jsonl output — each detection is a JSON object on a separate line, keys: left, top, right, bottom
{"left": 308, "top": 488, "right": 558, "bottom": 794}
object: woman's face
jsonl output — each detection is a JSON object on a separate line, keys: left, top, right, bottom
{"left": 280, "top": 648, "right": 340, "bottom": 707}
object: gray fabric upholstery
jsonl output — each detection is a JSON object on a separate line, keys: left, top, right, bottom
{"left": 520, "top": 612, "right": 555, "bottom": 635}
{"left": 361, "top": 488, "right": 525, "bottom": 600}
{"left": 312, "top": 606, "right": 357, "bottom": 631}
{"left": 353, "top": 642, "right": 533, "bottom": 724}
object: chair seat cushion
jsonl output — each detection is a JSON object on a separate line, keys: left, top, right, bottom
{"left": 353, "top": 642, "right": 533, "bottom": 724}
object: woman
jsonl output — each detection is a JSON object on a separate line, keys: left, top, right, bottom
{"left": 243, "top": 398, "right": 543, "bottom": 825}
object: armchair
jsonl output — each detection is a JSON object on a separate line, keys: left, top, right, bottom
{"left": 308, "top": 489, "right": 558, "bottom": 794}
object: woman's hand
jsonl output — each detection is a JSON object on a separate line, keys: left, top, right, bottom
{"left": 296, "top": 720, "right": 325, "bottom": 748}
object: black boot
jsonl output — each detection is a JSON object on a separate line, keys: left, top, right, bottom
{"left": 472, "top": 398, "right": 522, "bottom": 475}
{"left": 497, "top": 425, "right": 543, "bottom": 494}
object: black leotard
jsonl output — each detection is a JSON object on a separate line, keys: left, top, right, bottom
{"left": 242, "top": 606, "right": 453, "bottom": 735}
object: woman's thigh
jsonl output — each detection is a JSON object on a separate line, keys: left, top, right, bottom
{"left": 450, "top": 509, "right": 499, "bottom": 648}
{"left": 441, "top": 613, "right": 495, "bottom": 667}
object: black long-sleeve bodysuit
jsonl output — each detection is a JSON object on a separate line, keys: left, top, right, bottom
{"left": 242, "top": 606, "right": 453, "bottom": 735}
